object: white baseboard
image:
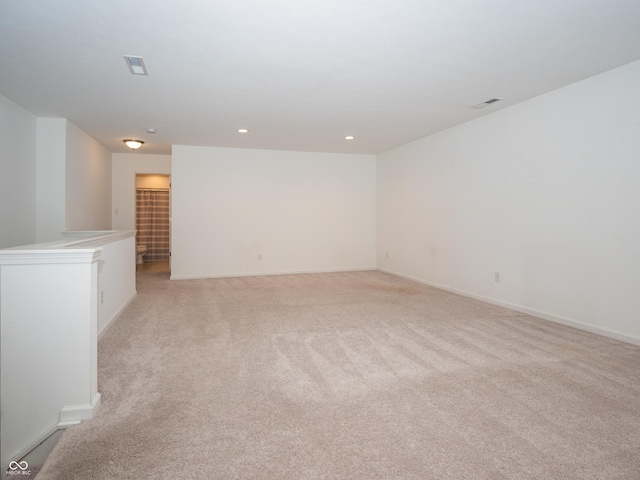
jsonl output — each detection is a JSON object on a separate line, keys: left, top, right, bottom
{"left": 170, "top": 266, "right": 376, "bottom": 281}
{"left": 378, "top": 267, "right": 640, "bottom": 347}
{"left": 98, "top": 291, "right": 137, "bottom": 340}
{"left": 58, "top": 393, "right": 102, "bottom": 428}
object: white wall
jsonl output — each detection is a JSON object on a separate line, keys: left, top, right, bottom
{"left": 32, "top": 118, "right": 112, "bottom": 242}
{"left": 377, "top": 59, "right": 640, "bottom": 344}
{"left": 171, "top": 146, "right": 376, "bottom": 279}
{"left": 95, "top": 234, "right": 137, "bottom": 336}
{"left": 36, "top": 118, "right": 67, "bottom": 242}
{"left": 0, "top": 94, "right": 37, "bottom": 248}
{"left": 112, "top": 153, "right": 172, "bottom": 230}
{"left": 1, "top": 231, "right": 136, "bottom": 470}
{"left": 1, "top": 249, "right": 100, "bottom": 473}
{"left": 65, "top": 121, "right": 112, "bottom": 231}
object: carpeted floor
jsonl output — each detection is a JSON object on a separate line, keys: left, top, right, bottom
{"left": 36, "top": 270, "right": 640, "bottom": 479}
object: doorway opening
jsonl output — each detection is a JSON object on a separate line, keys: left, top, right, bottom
{"left": 135, "top": 174, "right": 171, "bottom": 274}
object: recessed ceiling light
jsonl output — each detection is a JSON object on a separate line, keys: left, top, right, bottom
{"left": 146, "top": 128, "right": 156, "bottom": 134}
{"left": 237, "top": 128, "right": 249, "bottom": 133}
{"left": 124, "top": 55, "right": 148, "bottom": 75}
{"left": 345, "top": 135, "right": 355, "bottom": 140}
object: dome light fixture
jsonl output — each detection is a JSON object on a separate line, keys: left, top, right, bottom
{"left": 123, "top": 139, "right": 144, "bottom": 150}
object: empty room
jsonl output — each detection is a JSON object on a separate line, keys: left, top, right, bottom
{"left": 1, "top": 1, "right": 640, "bottom": 479}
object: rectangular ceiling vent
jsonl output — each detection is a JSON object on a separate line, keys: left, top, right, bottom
{"left": 471, "top": 97, "right": 503, "bottom": 109}
{"left": 124, "top": 55, "right": 148, "bottom": 75}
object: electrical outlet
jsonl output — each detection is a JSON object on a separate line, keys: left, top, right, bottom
{"left": 100, "top": 291, "right": 104, "bottom": 304}
{"left": 258, "top": 254, "right": 262, "bottom": 261}
{"left": 386, "top": 252, "right": 389, "bottom": 259}
{"left": 494, "top": 272, "right": 501, "bottom": 282}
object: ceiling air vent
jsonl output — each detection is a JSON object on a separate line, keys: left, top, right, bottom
{"left": 124, "top": 55, "right": 148, "bottom": 75}
{"left": 471, "top": 98, "right": 503, "bottom": 109}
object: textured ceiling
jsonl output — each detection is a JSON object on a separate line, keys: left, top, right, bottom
{"left": 1, "top": 0, "right": 640, "bottom": 155}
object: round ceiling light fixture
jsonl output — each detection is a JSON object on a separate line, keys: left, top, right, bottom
{"left": 123, "top": 139, "right": 144, "bottom": 150}
{"left": 237, "top": 128, "right": 249, "bottom": 133}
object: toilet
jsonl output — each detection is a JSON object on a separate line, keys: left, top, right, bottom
{"left": 136, "top": 244, "right": 148, "bottom": 264}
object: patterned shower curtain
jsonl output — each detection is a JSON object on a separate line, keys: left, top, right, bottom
{"left": 136, "top": 189, "right": 170, "bottom": 261}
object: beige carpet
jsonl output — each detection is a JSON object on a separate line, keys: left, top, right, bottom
{"left": 37, "top": 270, "right": 640, "bottom": 479}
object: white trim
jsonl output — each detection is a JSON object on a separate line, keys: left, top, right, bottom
{"left": 62, "top": 230, "right": 136, "bottom": 246}
{"left": 0, "top": 248, "right": 102, "bottom": 265}
{"left": 58, "top": 393, "right": 102, "bottom": 427}
{"left": 170, "top": 266, "right": 376, "bottom": 281}
{"left": 378, "top": 267, "right": 640, "bottom": 347}
{"left": 57, "top": 420, "right": 82, "bottom": 428}
{"left": 98, "top": 291, "right": 137, "bottom": 340}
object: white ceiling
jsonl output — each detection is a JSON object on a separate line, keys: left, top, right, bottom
{"left": 2, "top": 0, "right": 640, "bottom": 155}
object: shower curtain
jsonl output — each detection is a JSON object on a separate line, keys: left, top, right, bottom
{"left": 136, "top": 188, "right": 170, "bottom": 261}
